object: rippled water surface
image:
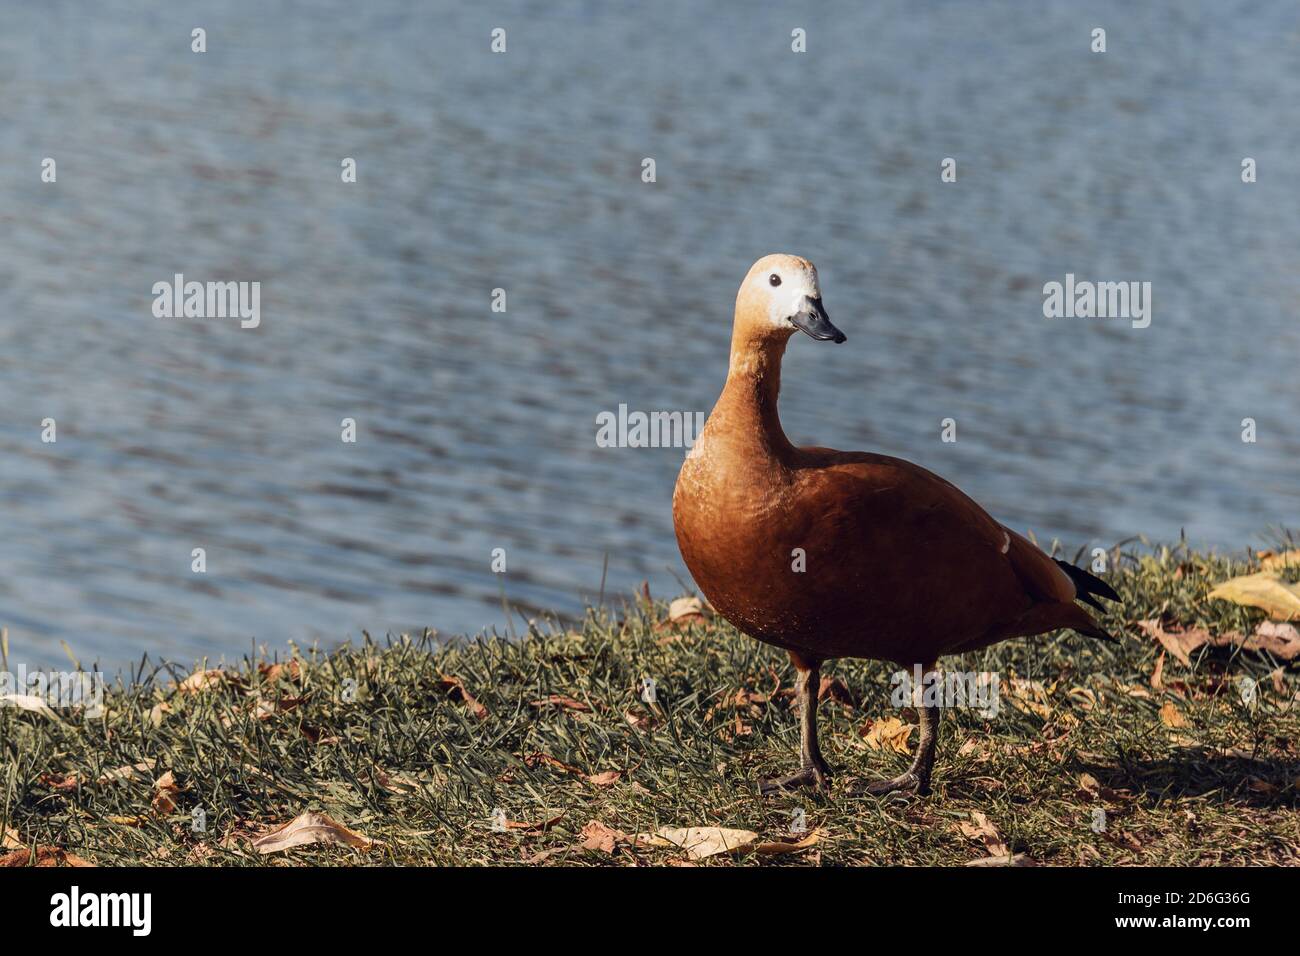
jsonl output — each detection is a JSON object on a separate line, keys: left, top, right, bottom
{"left": 2, "top": 1, "right": 1297, "bottom": 665}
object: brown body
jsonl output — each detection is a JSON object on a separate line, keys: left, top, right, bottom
{"left": 672, "top": 255, "right": 1115, "bottom": 795}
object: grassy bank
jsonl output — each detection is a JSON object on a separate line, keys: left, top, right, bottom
{"left": 3, "top": 541, "right": 1299, "bottom": 866}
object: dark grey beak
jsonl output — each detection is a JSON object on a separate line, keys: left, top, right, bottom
{"left": 790, "top": 296, "right": 846, "bottom": 343}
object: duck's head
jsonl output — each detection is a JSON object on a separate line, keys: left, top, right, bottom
{"left": 734, "top": 254, "right": 845, "bottom": 345}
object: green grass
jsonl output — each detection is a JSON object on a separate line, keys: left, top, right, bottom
{"left": 2, "top": 540, "right": 1299, "bottom": 866}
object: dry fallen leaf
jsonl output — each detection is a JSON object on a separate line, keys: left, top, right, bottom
{"left": 1252, "top": 621, "right": 1300, "bottom": 660}
{"left": 258, "top": 660, "right": 302, "bottom": 683}
{"left": 586, "top": 770, "right": 623, "bottom": 787}
{"left": 250, "top": 695, "right": 306, "bottom": 721}
{"left": 965, "top": 853, "right": 1036, "bottom": 867}
{"left": 177, "top": 668, "right": 234, "bottom": 694}
{"left": 0, "top": 694, "right": 61, "bottom": 720}
{"left": 578, "top": 820, "right": 626, "bottom": 854}
{"left": 755, "top": 828, "right": 824, "bottom": 855}
{"left": 437, "top": 675, "right": 488, "bottom": 720}
{"left": 251, "top": 811, "right": 378, "bottom": 854}
{"left": 655, "top": 826, "right": 759, "bottom": 860}
{"left": 1259, "top": 550, "right": 1300, "bottom": 571}
{"left": 861, "top": 716, "right": 915, "bottom": 754}
{"left": 502, "top": 812, "right": 566, "bottom": 833}
{"left": 99, "top": 761, "right": 154, "bottom": 785}
{"left": 524, "top": 752, "right": 584, "bottom": 775}
{"left": 152, "top": 770, "right": 179, "bottom": 815}
{"left": 817, "top": 675, "right": 857, "bottom": 709}
{"left": 528, "top": 694, "right": 592, "bottom": 713}
{"left": 0, "top": 847, "right": 94, "bottom": 867}
{"left": 1208, "top": 573, "right": 1300, "bottom": 622}
{"left": 666, "top": 596, "right": 710, "bottom": 626}
{"left": 1139, "top": 618, "right": 1299, "bottom": 663}
{"left": 624, "top": 709, "right": 658, "bottom": 731}
{"left": 958, "top": 810, "right": 1010, "bottom": 858}
{"left": 1159, "top": 700, "right": 1190, "bottom": 729}
{"left": 1138, "top": 620, "right": 1204, "bottom": 667}
{"left": 1004, "top": 679, "right": 1054, "bottom": 719}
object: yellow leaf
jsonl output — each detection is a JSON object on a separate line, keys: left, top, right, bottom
{"left": 1207, "top": 573, "right": 1300, "bottom": 622}
{"left": 861, "top": 716, "right": 915, "bottom": 754}
{"left": 1259, "top": 550, "right": 1300, "bottom": 571}
{"left": 655, "top": 826, "right": 758, "bottom": 860}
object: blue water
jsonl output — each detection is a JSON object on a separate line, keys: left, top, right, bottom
{"left": 1, "top": 1, "right": 1297, "bottom": 665}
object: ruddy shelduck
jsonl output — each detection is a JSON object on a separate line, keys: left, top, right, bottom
{"left": 672, "top": 254, "right": 1120, "bottom": 795}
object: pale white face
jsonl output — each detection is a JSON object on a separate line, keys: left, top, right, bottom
{"left": 751, "top": 259, "right": 822, "bottom": 329}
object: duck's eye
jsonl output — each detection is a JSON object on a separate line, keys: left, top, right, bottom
{"left": 769, "top": 274, "right": 781, "bottom": 287}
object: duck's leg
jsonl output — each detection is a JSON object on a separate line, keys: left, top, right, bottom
{"left": 860, "top": 661, "right": 939, "bottom": 797}
{"left": 759, "top": 652, "right": 832, "bottom": 793}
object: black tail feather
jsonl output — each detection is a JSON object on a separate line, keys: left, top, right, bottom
{"left": 1054, "top": 558, "right": 1122, "bottom": 606}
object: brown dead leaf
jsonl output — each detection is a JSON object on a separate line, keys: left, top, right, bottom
{"left": 301, "top": 725, "right": 341, "bottom": 746}
{"left": 503, "top": 811, "right": 565, "bottom": 833}
{"left": 152, "top": 770, "right": 179, "bottom": 815}
{"left": 148, "top": 701, "right": 171, "bottom": 727}
{"left": 578, "top": 820, "right": 626, "bottom": 854}
{"left": 258, "top": 660, "right": 302, "bottom": 683}
{"left": 860, "top": 716, "right": 915, "bottom": 754}
{"left": 523, "top": 752, "right": 584, "bottom": 775}
{"left": 1138, "top": 620, "right": 1203, "bottom": 667}
{"left": 817, "top": 675, "right": 857, "bottom": 709}
{"left": 1252, "top": 621, "right": 1300, "bottom": 660}
{"left": 250, "top": 695, "right": 306, "bottom": 721}
{"left": 1076, "top": 772, "right": 1129, "bottom": 802}
{"left": 0, "top": 847, "right": 94, "bottom": 867}
{"left": 177, "top": 668, "right": 235, "bottom": 694}
{"left": 437, "top": 675, "right": 488, "bottom": 720}
{"left": 624, "top": 709, "right": 658, "bottom": 731}
{"left": 958, "top": 810, "right": 1010, "bottom": 858}
{"left": 1159, "top": 700, "right": 1190, "bottom": 729}
{"left": 251, "top": 811, "right": 378, "bottom": 854}
{"left": 1005, "top": 679, "right": 1054, "bottom": 719}
{"left": 1208, "top": 572, "right": 1300, "bottom": 622}
{"left": 655, "top": 826, "right": 759, "bottom": 860}
{"left": 755, "top": 828, "right": 824, "bottom": 855}
{"left": 586, "top": 770, "right": 623, "bottom": 787}
{"left": 371, "top": 768, "right": 429, "bottom": 794}
{"left": 528, "top": 694, "right": 592, "bottom": 714}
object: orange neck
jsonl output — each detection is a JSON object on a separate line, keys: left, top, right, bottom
{"left": 717, "top": 328, "right": 795, "bottom": 462}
